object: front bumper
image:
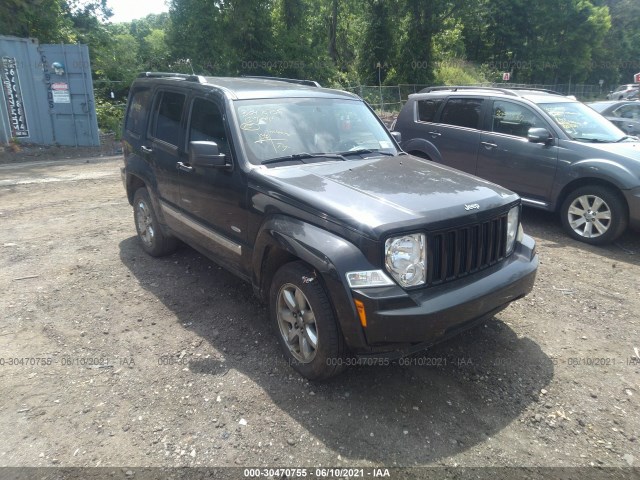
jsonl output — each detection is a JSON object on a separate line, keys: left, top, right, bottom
{"left": 351, "top": 234, "right": 538, "bottom": 349}
{"left": 623, "top": 186, "right": 640, "bottom": 231}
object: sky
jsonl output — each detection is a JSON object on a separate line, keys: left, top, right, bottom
{"left": 108, "top": 0, "right": 169, "bottom": 23}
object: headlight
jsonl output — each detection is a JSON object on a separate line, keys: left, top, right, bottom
{"left": 385, "top": 233, "right": 426, "bottom": 288}
{"left": 346, "top": 270, "right": 394, "bottom": 288}
{"left": 506, "top": 206, "right": 519, "bottom": 254}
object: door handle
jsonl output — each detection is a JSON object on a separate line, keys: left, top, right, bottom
{"left": 176, "top": 162, "right": 194, "bottom": 173}
{"left": 141, "top": 146, "right": 153, "bottom": 154}
{"left": 428, "top": 131, "right": 441, "bottom": 138}
{"left": 480, "top": 141, "right": 498, "bottom": 149}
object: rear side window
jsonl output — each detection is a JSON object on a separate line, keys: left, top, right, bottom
{"left": 440, "top": 98, "right": 483, "bottom": 129}
{"left": 149, "top": 91, "right": 186, "bottom": 146}
{"left": 125, "top": 88, "right": 152, "bottom": 135}
{"left": 416, "top": 99, "right": 443, "bottom": 122}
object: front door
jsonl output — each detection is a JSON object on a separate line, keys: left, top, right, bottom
{"left": 476, "top": 99, "right": 558, "bottom": 203}
{"left": 174, "top": 96, "right": 249, "bottom": 276}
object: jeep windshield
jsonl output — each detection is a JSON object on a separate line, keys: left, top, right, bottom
{"left": 233, "top": 98, "right": 398, "bottom": 165}
{"left": 538, "top": 101, "right": 627, "bottom": 143}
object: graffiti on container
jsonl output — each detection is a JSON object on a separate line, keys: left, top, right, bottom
{"left": 1, "top": 56, "right": 30, "bottom": 138}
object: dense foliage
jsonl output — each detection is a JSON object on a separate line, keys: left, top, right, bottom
{"left": 2, "top": 0, "right": 640, "bottom": 130}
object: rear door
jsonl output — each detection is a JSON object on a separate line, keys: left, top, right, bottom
{"left": 146, "top": 89, "right": 188, "bottom": 207}
{"left": 476, "top": 99, "right": 558, "bottom": 202}
{"left": 430, "top": 97, "right": 484, "bottom": 173}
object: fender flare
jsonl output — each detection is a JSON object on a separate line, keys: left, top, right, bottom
{"left": 401, "top": 138, "right": 443, "bottom": 162}
{"left": 124, "top": 154, "right": 158, "bottom": 202}
{"left": 252, "top": 215, "right": 379, "bottom": 350}
{"left": 566, "top": 158, "right": 638, "bottom": 190}
{"left": 124, "top": 155, "right": 172, "bottom": 230}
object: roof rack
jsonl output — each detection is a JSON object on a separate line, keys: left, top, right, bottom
{"left": 418, "top": 85, "right": 563, "bottom": 97}
{"left": 502, "top": 86, "right": 563, "bottom": 95}
{"left": 241, "top": 75, "right": 321, "bottom": 88}
{"left": 137, "top": 72, "right": 206, "bottom": 83}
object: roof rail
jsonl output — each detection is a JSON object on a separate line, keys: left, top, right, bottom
{"left": 137, "top": 72, "right": 206, "bottom": 83}
{"left": 501, "top": 86, "right": 563, "bottom": 96}
{"left": 419, "top": 86, "right": 519, "bottom": 96}
{"left": 241, "top": 75, "right": 321, "bottom": 88}
{"left": 418, "top": 85, "right": 563, "bottom": 97}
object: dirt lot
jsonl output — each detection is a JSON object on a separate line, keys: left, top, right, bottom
{"left": 0, "top": 154, "right": 639, "bottom": 477}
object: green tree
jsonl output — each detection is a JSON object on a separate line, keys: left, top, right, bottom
{"left": 0, "top": 0, "right": 74, "bottom": 42}
{"left": 168, "top": 0, "right": 228, "bottom": 73}
{"left": 595, "top": 0, "right": 640, "bottom": 87}
{"left": 358, "top": 0, "right": 395, "bottom": 85}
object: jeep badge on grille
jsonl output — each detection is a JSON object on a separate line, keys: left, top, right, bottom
{"left": 465, "top": 203, "right": 480, "bottom": 211}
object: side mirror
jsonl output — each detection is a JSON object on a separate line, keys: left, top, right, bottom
{"left": 391, "top": 131, "right": 402, "bottom": 143}
{"left": 527, "top": 127, "right": 553, "bottom": 144}
{"left": 189, "top": 141, "right": 228, "bottom": 168}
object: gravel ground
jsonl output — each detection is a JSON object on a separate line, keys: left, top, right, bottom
{"left": 0, "top": 155, "right": 638, "bottom": 479}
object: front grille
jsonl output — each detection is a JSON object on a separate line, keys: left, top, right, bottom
{"left": 428, "top": 214, "right": 508, "bottom": 285}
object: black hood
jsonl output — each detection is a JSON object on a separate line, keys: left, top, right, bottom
{"left": 251, "top": 154, "right": 519, "bottom": 238}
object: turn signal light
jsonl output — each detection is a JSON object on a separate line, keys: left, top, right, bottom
{"left": 355, "top": 299, "right": 367, "bottom": 327}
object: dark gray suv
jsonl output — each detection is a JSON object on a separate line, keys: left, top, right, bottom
{"left": 121, "top": 74, "right": 537, "bottom": 380}
{"left": 394, "top": 86, "right": 640, "bottom": 245}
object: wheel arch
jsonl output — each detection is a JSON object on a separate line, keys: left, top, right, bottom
{"left": 126, "top": 174, "right": 146, "bottom": 205}
{"left": 401, "top": 138, "right": 442, "bottom": 162}
{"left": 252, "top": 215, "right": 377, "bottom": 351}
{"left": 556, "top": 177, "right": 629, "bottom": 216}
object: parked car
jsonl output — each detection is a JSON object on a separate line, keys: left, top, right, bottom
{"left": 393, "top": 86, "right": 640, "bottom": 245}
{"left": 121, "top": 73, "right": 538, "bottom": 380}
{"left": 607, "top": 84, "right": 639, "bottom": 100}
{"left": 588, "top": 101, "right": 640, "bottom": 136}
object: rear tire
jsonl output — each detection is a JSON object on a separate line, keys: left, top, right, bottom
{"left": 560, "top": 185, "right": 627, "bottom": 245}
{"left": 133, "top": 187, "right": 178, "bottom": 256}
{"left": 269, "top": 261, "right": 346, "bottom": 380}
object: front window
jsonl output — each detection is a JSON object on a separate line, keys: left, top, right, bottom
{"left": 613, "top": 104, "right": 640, "bottom": 120}
{"left": 538, "top": 101, "right": 626, "bottom": 143}
{"left": 491, "top": 100, "right": 547, "bottom": 138}
{"left": 233, "top": 98, "right": 398, "bottom": 165}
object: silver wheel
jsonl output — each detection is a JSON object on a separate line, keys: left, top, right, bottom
{"left": 567, "top": 194, "right": 611, "bottom": 239}
{"left": 276, "top": 283, "right": 318, "bottom": 363}
{"left": 135, "top": 198, "right": 155, "bottom": 248}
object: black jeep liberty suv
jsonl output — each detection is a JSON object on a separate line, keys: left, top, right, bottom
{"left": 121, "top": 73, "right": 538, "bottom": 380}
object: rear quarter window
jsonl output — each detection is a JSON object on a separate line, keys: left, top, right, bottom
{"left": 125, "top": 88, "right": 152, "bottom": 135}
{"left": 416, "top": 98, "right": 443, "bottom": 122}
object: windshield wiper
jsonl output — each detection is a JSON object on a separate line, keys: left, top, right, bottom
{"left": 261, "top": 152, "right": 347, "bottom": 166}
{"left": 332, "top": 148, "right": 395, "bottom": 157}
{"left": 616, "top": 135, "right": 637, "bottom": 143}
{"left": 573, "top": 137, "right": 610, "bottom": 143}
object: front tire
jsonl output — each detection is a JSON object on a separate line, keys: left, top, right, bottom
{"left": 269, "top": 262, "right": 346, "bottom": 380}
{"left": 560, "top": 185, "right": 628, "bottom": 245}
{"left": 408, "top": 150, "right": 431, "bottom": 160}
{"left": 133, "top": 187, "right": 178, "bottom": 256}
